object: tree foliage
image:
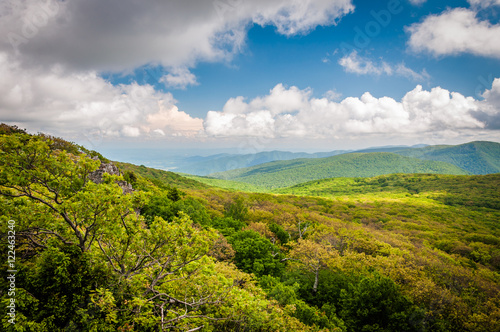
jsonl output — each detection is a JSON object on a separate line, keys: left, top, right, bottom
{"left": 229, "top": 230, "right": 284, "bottom": 277}
{"left": 2, "top": 129, "right": 500, "bottom": 331}
{"left": 0, "top": 132, "right": 310, "bottom": 331}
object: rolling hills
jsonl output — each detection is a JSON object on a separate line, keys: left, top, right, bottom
{"left": 105, "top": 141, "right": 500, "bottom": 177}
{"left": 174, "top": 150, "right": 350, "bottom": 175}
{"left": 393, "top": 141, "right": 500, "bottom": 174}
{"left": 169, "top": 141, "right": 499, "bottom": 180}
{"left": 208, "top": 152, "right": 469, "bottom": 189}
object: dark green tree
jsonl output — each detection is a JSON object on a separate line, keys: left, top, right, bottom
{"left": 167, "top": 186, "right": 183, "bottom": 202}
{"left": 229, "top": 230, "right": 284, "bottom": 277}
{"left": 339, "top": 273, "right": 425, "bottom": 332}
{"left": 269, "top": 222, "right": 290, "bottom": 244}
{"left": 209, "top": 216, "right": 245, "bottom": 237}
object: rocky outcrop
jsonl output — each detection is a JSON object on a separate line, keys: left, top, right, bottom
{"left": 89, "top": 158, "right": 134, "bottom": 194}
{"left": 88, "top": 160, "right": 120, "bottom": 183}
{"left": 116, "top": 180, "right": 134, "bottom": 195}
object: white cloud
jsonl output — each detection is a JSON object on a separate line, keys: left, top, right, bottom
{"left": 160, "top": 67, "right": 198, "bottom": 90}
{"left": 250, "top": 0, "right": 354, "bottom": 36}
{"left": 324, "top": 89, "right": 342, "bottom": 101}
{"left": 339, "top": 51, "right": 392, "bottom": 75}
{"left": 204, "top": 83, "right": 493, "bottom": 139}
{"left": 121, "top": 126, "right": 141, "bottom": 138}
{"left": 401, "top": 85, "right": 482, "bottom": 131}
{"left": 475, "top": 78, "right": 500, "bottom": 129}
{"left": 146, "top": 102, "right": 204, "bottom": 134}
{"left": 2, "top": 39, "right": 497, "bottom": 144}
{"left": 407, "top": 8, "right": 500, "bottom": 58}
{"left": 0, "top": 0, "right": 354, "bottom": 72}
{"left": 0, "top": 0, "right": 356, "bottom": 144}
{"left": 338, "top": 51, "right": 429, "bottom": 81}
{"left": 247, "top": 84, "right": 312, "bottom": 116}
{"left": 468, "top": 0, "right": 500, "bottom": 8}
{"left": 0, "top": 52, "right": 204, "bottom": 140}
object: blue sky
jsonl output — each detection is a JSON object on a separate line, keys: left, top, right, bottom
{"left": 189, "top": 1, "right": 478, "bottom": 107}
{"left": 1, "top": 0, "right": 500, "bottom": 153}
{"left": 104, "top": 0, "right": 500, "bottom": 117}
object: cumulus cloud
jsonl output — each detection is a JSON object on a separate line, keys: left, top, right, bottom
{"left": 0, "top": 0, "right": 354, "bottom": 72}
{"left": 339, "top": 51, "right": 392, "bottom": 75}
{"left": 324, "top": 89, "right": 342, "bottom": 101}
{"left": 0, "top": 52, "right": 204, "bottom": 140}
{"left": 475, "top": 78, "right": 500, "bottom": 129}
{"left": 160, "top": 67, "right": 198, "bottom": 90}
{"left": 146, "top": 102, "right": 204, "bottom": 133}
{"left": 250, "top": 0, "right": 354, "bottom": 35}
{"left": 338, "top": 51, "right": 429, "bottom": 81}
{"left": 204, "top": 83, "right": 493, "bottom": 138}
{"left": 0, "top": 0, "right": 356, "bottom": 144}
{"left": 407, "top": 8, "right": 500, "bottom": 58}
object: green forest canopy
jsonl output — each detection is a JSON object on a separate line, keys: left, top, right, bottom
{"left": 1, "top": 126, "right": 500, "bottom": 331}
{"left": 208, "top": 152, "right": 469, "bottom": 189}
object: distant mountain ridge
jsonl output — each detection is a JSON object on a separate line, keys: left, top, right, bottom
{"left": 171, "top": 144, "right": 429, "bottom": 175}
{"left": 173, "top": 141, "right": 500, "bottom": 176}
{"left": 392, "top": 141, "right": 500, "bottom": 175}
{"left": 175, "top": 150, "right": 351, "bottom": 175}
{"left": 208, "top": 152, "right": 469, "bottom": 189}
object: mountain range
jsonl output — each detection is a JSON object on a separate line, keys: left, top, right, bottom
{"left": 174, "top": 150, "right": 350, "bottom": 175}
{"left": 172, "top": 141, "right": 500, "bottom": 178}
{"left": 207, "top": 152, "right": 469, "bottom": 189}
{"left": 392, "top": 141, "right": 500, "bottom": 174}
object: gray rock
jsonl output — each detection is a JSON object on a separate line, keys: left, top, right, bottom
{"left": 89, "top": 158, "right": 134, "bottom": 194}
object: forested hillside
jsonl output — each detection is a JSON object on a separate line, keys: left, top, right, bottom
{"left": 117, "top": 161, "right": 211, "bottom": 190}
{"left": 276, "top": 173, "right": 500, "bottom": 209}
{"left": 1, "top": 126, "right": 500, "bottom": 332}
{"left": 209, "top": 152, "right": 469, "bottom": 189}
{"left": 175, "top": 150, "right": 349, "bottom": 176}
{"left": 0, "top": 129, "right": 313, "bottom": 331}
{"left": 394, "top": 141, "right": 500, "bottom": 175}
{"left": 166, "top": 141, "right": 500, "bottom": 178}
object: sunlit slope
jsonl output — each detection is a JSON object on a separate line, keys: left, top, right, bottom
{"left": 275, "top": 173, "right": 500, "bottom": 210}
{"left": 209, "top": 152, "right": 469, "bottom": 189}
{"left": 117, "top": 162, "right": 210, "bottom": 190}
{"left": 177, "top": 172, "right": 268, "bottom": 192}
